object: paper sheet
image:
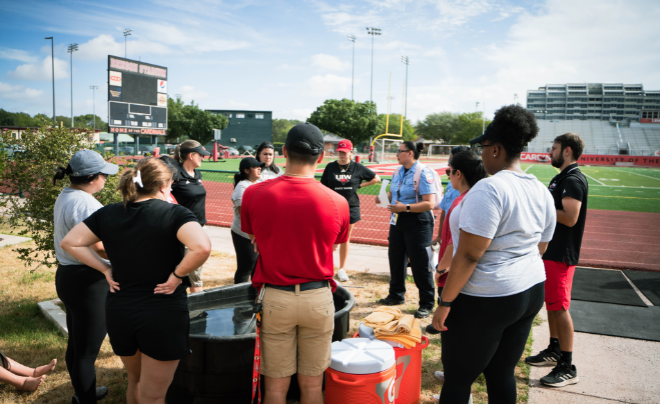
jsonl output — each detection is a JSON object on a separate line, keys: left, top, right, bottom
{"left": 377, "top": 180, "right": 390, "bottom": 208}
{"left": 426, "top": 245, "right": 439, "bottom": 272}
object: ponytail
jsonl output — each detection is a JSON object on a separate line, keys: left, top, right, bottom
{"left": 402, "top": 141, "right": 425, "bottom": 160}
{"left": 53, "top": 165, "right": 72, "bottom": 185}
{"left": 233, "top": 171, "right": 249, "bottom": 188}
{"left": 173, "top": 140, "right": 203, "bottom": 163}
{"left": 451, "top": 150, "right": 487, "bottom": 188}
{"left": 118, "top": 157, "right": 176, "bottom": 206}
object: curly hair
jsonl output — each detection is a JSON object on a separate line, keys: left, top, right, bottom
{"left": 490, "top": 105, "right": 539, "bottom": 160}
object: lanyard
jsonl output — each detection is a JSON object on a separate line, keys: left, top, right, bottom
{"left": 251, "top": 287, "right": 266, "bottom": 403}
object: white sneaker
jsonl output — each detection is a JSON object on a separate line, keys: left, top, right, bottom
{"left": 337, "top": 269, "right": 349, "bottom": 282}
{"left": 435, "top": 371, "right": 445, "bottom": 381}
{"left": 433, "top": 393, "right": 472, "bottom": 403}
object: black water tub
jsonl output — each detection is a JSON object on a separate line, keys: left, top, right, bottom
{"left": 165, "top": 282, "right": 355, "bottom": 404}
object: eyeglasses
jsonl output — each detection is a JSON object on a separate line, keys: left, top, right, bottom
{"left": 476, "top": 143, "right": 502, "bottom": 156}
{"left": 445, "top": 169, "right": 453, "bottom": 176}
{"left": 396, "top": 149, "right": 411, "bottom": 155}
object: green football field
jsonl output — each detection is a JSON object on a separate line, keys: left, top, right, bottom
{"left": 198, "top": 158, "right": 660, "bottom": 214}
{"left": 522, "top": 163, "right": 660, "bottom": 213}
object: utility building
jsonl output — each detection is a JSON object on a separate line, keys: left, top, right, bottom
{"left": 526, "top": 83, "right": 660, "bottom": 126}
{"left": 205, "top": 109, "right": 272, "bottom": 150}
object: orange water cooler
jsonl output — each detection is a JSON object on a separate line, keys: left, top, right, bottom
{"left": 356, "top": 324, "right": 430, "bottom": 404}
{"left": 324, "top": 338, "right": 396, "bottom": 404}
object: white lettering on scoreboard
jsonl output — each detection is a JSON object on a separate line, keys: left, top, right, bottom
{"left": 109, "top": 57, "right": 167, "bottom": 79}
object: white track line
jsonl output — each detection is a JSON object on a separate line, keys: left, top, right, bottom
{"left": 610, "top": 167, "right": 660, "bottom": 182}
{"left": 581, "top": 172, "right": 607, "bottom": 186}
{"left": 524, "top": 165, "right": 533, "bottom": 173}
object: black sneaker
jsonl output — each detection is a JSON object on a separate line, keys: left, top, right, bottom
{"left": 540, "top": 361, "right": 579, "bottom": 387}
{"left": 414, "top": 308, "right": 432, "bottom": 318}
{"left": 378, "top": 297, "right": 405, "bottom": 306}
{"left": 425, "top": 324, "right": 441, "bottom": 335}
{"left": 525, "top": 348, "right": 560, "bottom": 367}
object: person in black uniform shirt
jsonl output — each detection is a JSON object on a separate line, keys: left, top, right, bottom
{"left": 526, "top": 132, "right": 588, "bottom": 388}
{"left": 61, "top": 157, "right": 211, "bottom": 404}
{"left": 321, "top": 139, "right": 380, "bottom": 282}
{"left": 171, "top": 140, "right": 210, "bottom": 293}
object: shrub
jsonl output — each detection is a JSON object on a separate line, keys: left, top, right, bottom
{"left": 0, "top": 119, "right": 122, "bottom": 268}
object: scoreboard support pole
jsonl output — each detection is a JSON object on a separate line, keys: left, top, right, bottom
{"left": 114, "top": 133, "right": 119, "bottom": 157}
{"left": 136, "top": 136, "right": 140, "bottom": 155}
{"left": 152, "top": 135, "right": 158, "bottom": 147}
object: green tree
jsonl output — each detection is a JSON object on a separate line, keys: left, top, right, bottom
{"left": 272, "top": 118, "right": 302, "bottom": 143}
{"left": 376, "top": 113, "right": 416, "bottom": 141}
{"left": 414, "top": 112, "right": 460, "bottom": 143}
{"left": 307, "top": 99, "right": 378, "bottom": 144}
{"left": 0, "top": 118, "right": 122, "bottom": 268}
{"left": 55, "top": 115, "right": 72, "bottom": 128}
{"left": 451, "top": 112, "right": 491, "bottom": 144}
{"left": 0, "top": 109, "right": 18, "bottom": 126}
{"left": 14, "top": 112, "right": 36, "bottom": 127}
{"left": 74, "top": 114, "right": 107, "bottom": 131}
{"left": 166, "top": 97, "right": 228, "bottom": 144}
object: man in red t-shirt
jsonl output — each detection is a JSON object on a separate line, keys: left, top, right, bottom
{"left": 242, "top": 123, "right": 350, "bottom": 404}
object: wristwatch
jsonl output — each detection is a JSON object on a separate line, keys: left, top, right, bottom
{"left": 439, "top": 296, "right": 452, "bottom": 307}
{"left": 406, "top": 204, "right": 411, "bottom": 212}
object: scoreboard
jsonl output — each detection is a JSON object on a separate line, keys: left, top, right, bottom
{"left": 107, "top": 56, "right": 168, "bottom": 136}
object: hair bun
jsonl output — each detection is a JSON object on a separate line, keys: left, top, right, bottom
{"left": 416, "top": 142, "right": 425, "bottom": 152}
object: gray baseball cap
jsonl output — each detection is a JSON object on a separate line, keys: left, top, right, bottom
{"left": 69, "top": 150, "right": 119, "bottom": 177}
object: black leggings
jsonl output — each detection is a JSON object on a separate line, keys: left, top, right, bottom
{"left": 440, "top": 281, "right": 545, "bottom": 404}
{"left": 231, "top": 230, "right": 257, "bottom": 284}
{"left": 56, "top": 265, "right": 108, "bottom": 404}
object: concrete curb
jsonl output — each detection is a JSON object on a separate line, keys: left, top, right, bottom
{"left": 0, "top": 234, "right": 31, "bottom": 248}
{"left": 38, "top": 298, "right": 68, "bottom": 337}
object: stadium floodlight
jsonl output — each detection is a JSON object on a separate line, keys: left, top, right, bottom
{"left": 401, "top": 56, "right": 409, "bottom": 118}
{"left": 366, "top": 27, "right": 382, "bottom": 104}
{"left": 514, "top": 93, "right": 518, "bottom": 104}
{"left": 67, "top": 43, "right": 79, "bottom": 128}
{"left": 45, "top": 37, "right": 55, "bottom": 126}
{"left": 90, "top": 86, "right": 99, "bottom": 131}
{"left": 347, "top": 35, "right": 356, "bottom": 101}
{"left": 123, "top": 29, "right": 132, "bottom": 58}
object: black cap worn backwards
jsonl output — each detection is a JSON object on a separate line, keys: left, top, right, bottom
{"left": 239, "top": 157, "right": 265, "bottom": 172}
{"left": 285, "top": 123, "right": 324, "bottom": 154}
{"left": 469, "top": 122, "right": 500, "bottom": 145}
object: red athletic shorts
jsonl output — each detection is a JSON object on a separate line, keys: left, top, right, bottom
{"left": 544, "top": 260, "right": 576, "bottom": 311}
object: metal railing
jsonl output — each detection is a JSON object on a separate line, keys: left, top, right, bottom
{"left": 200, "top": 169, "right": 444, "bottom": 247}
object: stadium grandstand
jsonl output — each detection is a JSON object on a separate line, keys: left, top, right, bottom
{"left": 526, "top": 83, "right": 660, "bottom": 155}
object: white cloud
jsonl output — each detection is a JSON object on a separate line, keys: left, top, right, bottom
{"left": 0, "top": 82, "right": 45, "bottom": 101}
{"left": 179, "top": 85, "right": 209, "bottom": 101}
{"left": 229, "top": 100, "right": 250, "bottom": 107}
{"left": 6, "top": 56, "right": 69, "bottom": 81}
{"left": 0, "top": 47, "right": 38, "bottom": 63}
{"left": 311, "top": 54, "right": 349, "bottom": 71}
{"left": 306, "top": 74, "right": 352, "bottom": 97}
{"left": 75, "top": 34, "right": 172, "bottom": 61}
{"left": 275, "top": 108, "right": 313, "bottom": 121}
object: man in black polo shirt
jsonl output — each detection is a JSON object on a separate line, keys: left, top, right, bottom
{"left": 526, "top": 132, "right": 588, "bottom": 388}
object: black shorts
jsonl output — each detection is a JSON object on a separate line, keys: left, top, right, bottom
{"left": 349, "top": 206, "right": 361, "bottom": 224}
{"left": 106, "top": 309, "right": 191, "bottom": 361}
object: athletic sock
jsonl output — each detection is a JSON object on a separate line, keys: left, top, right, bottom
{"left": 549, "top": 338, "right": 561, "bottom": 354}
{"left": 560, "top": 351, "right": 573, "bottom": 367}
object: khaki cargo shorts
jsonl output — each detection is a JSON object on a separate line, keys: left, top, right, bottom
{"left": 260, "top": 285, "right": 335, "bottom": 378}
{"left": 184, "top": 226, "right": 207, "bottom": 288}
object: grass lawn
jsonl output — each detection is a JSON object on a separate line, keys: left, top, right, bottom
{"left": 0, "top": 227, "right": 536, "bottom": 403}
{"left": 524, "top": 163, "right": 660, "bottom": 213}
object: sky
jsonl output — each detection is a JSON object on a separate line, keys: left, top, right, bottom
{"left": 1, "top": 0, "right": 660, "bottom": 125}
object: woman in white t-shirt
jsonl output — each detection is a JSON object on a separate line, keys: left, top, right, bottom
{"left": 432, "top": 105, "right": 557, "bottom": 404}
{"left": 231, "top": 157, "right": 265, "bottom": 283}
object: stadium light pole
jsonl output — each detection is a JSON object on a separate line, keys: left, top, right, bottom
{"left": 347, "top": 35, "right": 356, "bottom": 101}
{"left": 90, "top": 86, "right": 98, "bottom": 131}
{"left": 45, "top": 37, "right": 55, "bottom": 126}
{"left": 514, "top": 93, "right": 518, "bottom": 104}
{"left": 366, "top": 27, "right": 381, "bottom": 105}
{"left": 475, "top": 101, "right": 479, "bottom": 112}
{"left": 401, "top": 56, "right": 409, "bottom": 118}
{"left": 123, "top": 29, "right": 132, "bottom": 58}
{"left": 67, "top": 43, "right": 78, "bottom": 129}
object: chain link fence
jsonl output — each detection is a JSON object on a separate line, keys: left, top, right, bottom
{"left": 201, "top": 169, "right": 444, "bottom": 247}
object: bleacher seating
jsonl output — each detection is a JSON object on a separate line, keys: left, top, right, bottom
{"left": 527, "top": 120, "right": 660, "bottom": 155}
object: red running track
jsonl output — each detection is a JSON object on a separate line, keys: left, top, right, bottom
{"left": 206, "top": 183, "right": 660, "bottom": 273}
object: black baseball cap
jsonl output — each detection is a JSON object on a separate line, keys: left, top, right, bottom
{"left": 469, "top": 123, "right": 500, "bottom": 145}
{"left": 182, "top": 145, "right": 211, "bottom": 156}
{"left": 285, "top": 123, "right": 324, "bottom": 154}
{"left": 239, "top": 157, "right": 265, "bottom": 172}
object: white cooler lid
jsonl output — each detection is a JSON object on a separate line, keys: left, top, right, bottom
{"left": 330, "top": 338, "right": 395, "bottom": 375}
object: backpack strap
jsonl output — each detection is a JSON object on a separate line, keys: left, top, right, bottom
{"left": 412, "top": 163, "right": 427, "bottom": 204}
